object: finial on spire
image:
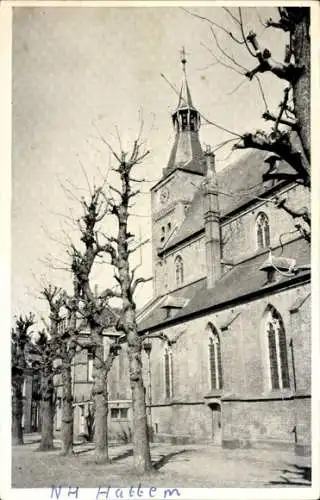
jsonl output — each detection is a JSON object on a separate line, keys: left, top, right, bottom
{"left": 180, "top": 46, "right": 187, "bottom": 72}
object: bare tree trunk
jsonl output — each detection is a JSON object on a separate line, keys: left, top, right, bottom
{"left": 12, "top": 376, "right": 24, "bottom": 445}
{"left": 38, "top": 398, "right": 54, "bottom": 451}
{"left": 290, "top": 8, "right": 310, "bottom": 163}
{"left": 127, "top": 341, "right": 152, "bottom": 473}
{"left": 61, "top": 362, "right": 74, "bottom": 455}
{"left": 38, "top": 364, "right": 55, "bottom": 451}
{"left": 125, "top": 305, "right": 152, "bottom": 473}
{"left": 92, "top": 329, "right": 109, "bottom": 464}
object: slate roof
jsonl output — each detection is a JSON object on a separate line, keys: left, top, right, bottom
{"left": 166, "top": 132, "right": 205, "bottom": 176}
{"left": 138, "top": 278, "right": 205, "bottom": 332}
{"left": 163, "top": 148, "right": 297, "bottom": 253}
{"left": 138, "top": 237, "right": 310, "bottom": 333}
{"left": 176, "top": 74, "right": 195, "bottom": 110}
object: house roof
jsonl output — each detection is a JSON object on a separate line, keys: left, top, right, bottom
{"left": 79, "top": 305, "right": 120, "bottom": 332}
{"left": 138, "top": 237, "right": 310, "bottom": 333}
{"left": 162, "top": 148, "right": 296, "bottom": 253}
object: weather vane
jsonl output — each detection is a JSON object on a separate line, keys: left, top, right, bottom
{"left": 180, "top": 46, "right": 188, "bottom": 72}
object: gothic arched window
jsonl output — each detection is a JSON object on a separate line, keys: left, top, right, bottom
{"left": 175, "top": 255, "right": 184, "bottom": 287}
{"left": 256, "top": 212, "right": 270, "bottom": 249}
{"left": 164, "top": 347, "right": 174, "bottom": 399}
{"left": 265, "top": 305, "right": 290, "bottom": 390}
{"left": 208, "top": 324, "right": 223, "bottom": 390}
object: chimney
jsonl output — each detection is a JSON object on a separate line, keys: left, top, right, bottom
{"left": 203, "top": 148, "right": 221, "bottom": 288}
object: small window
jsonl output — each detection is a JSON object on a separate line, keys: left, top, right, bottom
{"left": 160, "top": 226, "right": 165, "bottom": 243}
{"left": 110, "top": 408, "right": 129, "bottom": 419}
{"left": 120, "top": 408, "right": 128, "bottom": 419}
{"left": 167, "top": 222, "right": 171, "bottom": 232}
{"left": 111, "top": 408, "right": 119, "bottom": 419}
{"left": 256, "top": 212, "right": 270, "bottom": 249}
{"left": 175, "top": 255, "right": 184, "bottom": 288}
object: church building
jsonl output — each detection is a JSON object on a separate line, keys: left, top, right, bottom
{"left": 136, "top": 54, "right": 311, "bottom": 455}
{"left": 58, "top": 53, "right": 310, "bottom": 456}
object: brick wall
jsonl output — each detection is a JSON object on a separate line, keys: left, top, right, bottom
{"left": 151, "top": 170, "right": 203, "bottom": 297}
{"left": 145, "top": 281, "right": 311, "bottom": 449}
{"left": 221, "top": 184, "right": 309, "bottom": 264}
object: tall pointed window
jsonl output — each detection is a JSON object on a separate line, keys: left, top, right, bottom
{"left": 256, "top": 212, "right": 270, "bottom": 249}
{"left": 208, "top": 324, "right": 223, "bottom": 390}
{"left": 175, "top": 255, "right": 184, "bottom": 287}
{"left": 265, "top": 306, "right": 290, "bottom": 390}
{"left": 164, "top": 347, "right": 174, "bottom": 399}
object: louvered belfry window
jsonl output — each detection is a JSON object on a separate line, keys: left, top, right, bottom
{"left": 266, "top": 306, "right": 290, "bottom": 390}
{"left": 256, "top": 212, "right": 270, "bottom": 249}
{"left": 175, "top": 255, "right": 184, "bottom": 288}
{"left": 209, "top": 326, "right": 223, "bottom": 390}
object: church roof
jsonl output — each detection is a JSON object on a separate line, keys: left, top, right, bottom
{"left": 138, "top": 237, "right": 310, "bottom": 333}
{"left": 162, "top": 148, "right": 296, "bottom": 253}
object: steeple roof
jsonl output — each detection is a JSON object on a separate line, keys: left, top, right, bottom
{"left": 163, "top": 48, "right": 205, "bottom": 178}
{"left": 176, "top": 54, "right": 195, "bottom": 110}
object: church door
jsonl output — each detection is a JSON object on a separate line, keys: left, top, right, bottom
{"left": 209, "top": 402, "right": 222, "bottom": 445}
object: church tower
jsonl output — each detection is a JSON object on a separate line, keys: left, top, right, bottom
{"left": 151, "top": 49, "right": 206, "bottom": 297}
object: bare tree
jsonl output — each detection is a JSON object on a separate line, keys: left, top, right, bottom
{"left": 11, "top": 313, "right": 35, "bottom": 445}
{"left": 41, "top": 284, "right": 77, "bottom": 456}
{"left": 67, "top": 187, "right": 123, "bottom": 464}
{"left": 184, "top": 7, "right": 310, "bottom": 241}
{"left": 90, "top": 135, "right": 153, "bottom": 473}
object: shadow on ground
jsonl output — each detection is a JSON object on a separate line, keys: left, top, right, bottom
{"left": 153, "top": 450, "right": 189, "bottom": 471}
{"left": 269, "top": 463, "right": 311, "bottom": 486}
{"left": 111, "top": 448, "right": 134, "bottom": 462}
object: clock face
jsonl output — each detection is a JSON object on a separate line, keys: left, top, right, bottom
{"left": 160, "top": 187, "right": 169, "bottom": 204}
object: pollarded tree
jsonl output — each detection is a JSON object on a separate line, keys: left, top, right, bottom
{"left": 90, "top": 135, "right": 153, "bottom": 473}
{"left": 41, "top": 284, "right": 77, "bottom": 456}
{"left": 185, "top": 6, "right": 311, "bottom": 241}
{"left": 67, "top": 187, "right": 123, "bottom": 464}
{"left": 11, "top": 313, "right": 35, "bottom": 445}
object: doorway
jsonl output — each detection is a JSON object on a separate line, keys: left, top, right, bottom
{"left": 209, "top": 402, "right": 222, "bottom": 445}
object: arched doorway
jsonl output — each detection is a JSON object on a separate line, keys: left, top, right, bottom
{"left": 208, "top": 402, "right": 222, "bottom": 445}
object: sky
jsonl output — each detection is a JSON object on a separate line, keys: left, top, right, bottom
{"left": 11, "top": 4, "right": 288, "bottom": 323}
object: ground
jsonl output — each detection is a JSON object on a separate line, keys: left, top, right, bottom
{"left": 11, "top": 434, "right": 311, "bottom": 489}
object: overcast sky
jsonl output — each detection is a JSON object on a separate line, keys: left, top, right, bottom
{"left": 11, "top": 5, "right": 287, "bottom": 322}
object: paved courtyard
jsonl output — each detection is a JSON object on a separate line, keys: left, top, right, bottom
{"left": 11, "top": 434, "right": 311, "bottom": 489}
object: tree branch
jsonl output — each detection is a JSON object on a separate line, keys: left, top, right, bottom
{"left": 234, "top": 130, "right": 310, "bottom": 187}
{"left": 262, "top": 111, "right": 298, "bottom": 130}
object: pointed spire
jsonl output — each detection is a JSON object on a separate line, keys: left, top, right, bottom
{"left": 164, "top": 49, "right": 205, "bottom": 178}
{"left": 176, "top": 47, "right": 194, "bottom": 110}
